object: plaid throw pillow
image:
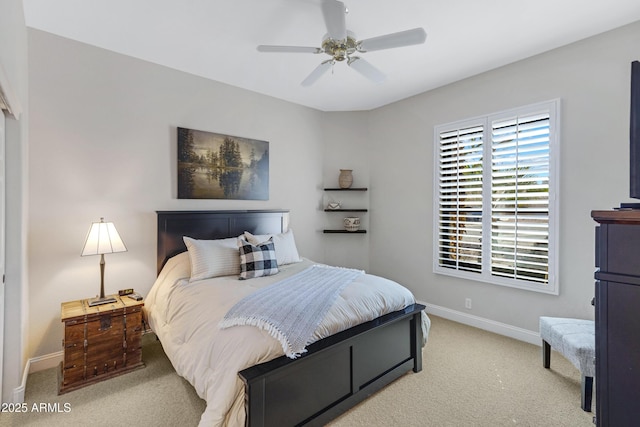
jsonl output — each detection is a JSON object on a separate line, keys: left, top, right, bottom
{"left": 238, "top": 238, "right": 279, "bottom": 280}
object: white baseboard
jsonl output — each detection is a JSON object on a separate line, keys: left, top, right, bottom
{"left": 29, "top": 351, "right": 63, "bottom": 373}
{"left": 12, "top": 359, "right": 29, "bottom": 404}
{"left": 12, "top": 385, "right": 25, "bottom": 404}
{"left": 14, "top": 351, "right": 63, "bottom": 403}
{"left": 421, "top": 301, "right": 541, "bottom": 346}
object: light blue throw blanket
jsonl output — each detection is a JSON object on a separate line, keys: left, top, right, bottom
{"left": 219, "top": 264, "right": 363, "bottom": 358}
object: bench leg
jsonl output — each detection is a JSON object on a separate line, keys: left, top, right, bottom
{"left": 541, "top": 338, "right": 593, "bottom": 412}
{"left": 542, "top": 340, "right": 551, "bottom": 369}
{"left": 581, "top": 375, "right": 593, "bottom": 412}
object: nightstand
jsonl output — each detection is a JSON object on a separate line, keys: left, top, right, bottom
{"left": 58, "top": 294, "right": 145, "bottom": 394}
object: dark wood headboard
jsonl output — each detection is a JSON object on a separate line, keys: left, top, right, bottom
{"left": 156, "top": 210, "right": 290, "bottom": 274}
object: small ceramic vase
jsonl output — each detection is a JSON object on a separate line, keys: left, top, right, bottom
{"left": 339, "top": 169, "right": 353, "bottom": 189}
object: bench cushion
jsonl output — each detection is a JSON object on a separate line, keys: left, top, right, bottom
{"left": 539, "top": 316, "right": 595, "bottom": 377}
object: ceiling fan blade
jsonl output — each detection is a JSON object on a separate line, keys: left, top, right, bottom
{"left": 321, "top": 0, "right": 347, "bottom": 41}
{"left": 257, "top": 45, "right": 322, "bottom": 54}
{"left": 358, "top": 28, "right": 427, "bottom": 52}
{"left": 348, "top": 57, "right": 386, "bottom": 84}
{"left": 301, "top": 60, "right": 333, "bottom": 87}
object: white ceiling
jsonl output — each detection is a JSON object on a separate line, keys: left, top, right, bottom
{"left": 23, "top": 0, "right": 640, "bottom": 112}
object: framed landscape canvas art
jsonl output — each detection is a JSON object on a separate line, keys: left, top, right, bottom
{"left": 177, "top": 127, "right": 269, "bottom": 200}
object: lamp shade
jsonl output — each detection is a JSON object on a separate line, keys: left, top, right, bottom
{"left": 81, "top": 218, "right": 127, "bottom": 256}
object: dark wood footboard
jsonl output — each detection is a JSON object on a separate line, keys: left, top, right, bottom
{"left": 239, "top": 303, "right": 425, "bottom": 427}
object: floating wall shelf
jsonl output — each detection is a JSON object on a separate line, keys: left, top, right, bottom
{"left": 323, "top": 187, "right": 368, "bottom": 234}
{"left": 324, "top": 209, "right": 368, "bottom": 212}
{"left": 324, "top": 188, "right": 368, "bottom": 191}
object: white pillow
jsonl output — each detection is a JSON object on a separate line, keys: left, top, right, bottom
{"left": 159, "top": 251, "right": 191, "bottom": 280}
{"left": 243, "top": 229, "right": 302, "bottom": 266}
{"left": 183, "top": 236, "right": 241, "bottom": 281}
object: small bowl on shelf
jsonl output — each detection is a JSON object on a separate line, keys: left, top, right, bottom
{"left": 343, "top": 217, "right": 361, "bottom": 232}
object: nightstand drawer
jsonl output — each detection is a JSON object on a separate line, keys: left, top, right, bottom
{"left": 62, "top": 364, "right": 86, "bottom": 386}
{"left": 125, "top": 348, "right": 142, "bottom": 363}
{"left": 64, "top": 323, "right": 85, "bottom": 345}
{"left": 124, "top": 304, "right": 143, "bottom": 315}
{"left": 64, "top": 344, "right": 84, "bottom": 366}
{"left": 86, "top": 334, "right": 125, "bottom": 357}
{"left": 125, "top": 333, "right": 141, "bottom": 353}
{"left": 124, "top": 311, "right": 143, "bottom": 352}
{"left": 85, "top": 315, "right": 124, "bottom": 342}
{"left": 124, "top": 311, "right": 142, "bottom": 330}
{"left": 85, "top": 352, "right": 125, "bottom": 377}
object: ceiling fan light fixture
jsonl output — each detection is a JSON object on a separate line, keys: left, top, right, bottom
{"left": 321, "top": 31, "right": 357, "bottom": 61}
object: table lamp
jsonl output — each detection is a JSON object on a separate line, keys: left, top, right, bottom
{"left": 81, "top": 217, "right": 127, "bottom": 306}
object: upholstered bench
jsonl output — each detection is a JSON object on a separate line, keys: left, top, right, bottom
{"left": 539, "top": 316, "right": 595, "bottom": 412}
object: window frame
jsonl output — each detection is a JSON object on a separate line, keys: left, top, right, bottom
{"left": 432, "top": 99, "right": 560, "bottom": 295}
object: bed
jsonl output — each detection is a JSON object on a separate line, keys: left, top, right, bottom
{"left": 145, "top": 210, "right": 429, "bottom": 426}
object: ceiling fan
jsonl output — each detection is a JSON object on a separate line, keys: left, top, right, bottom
{"left": 257, "top": 0, "right": 427, "bottom": 86}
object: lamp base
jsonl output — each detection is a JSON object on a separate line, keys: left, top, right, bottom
{"left": 87, "top": 295, "right": 117, "bottom": 307}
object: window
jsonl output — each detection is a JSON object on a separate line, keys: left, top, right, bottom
{"left": 433, "top": 100, "right": 559, "bottom": 294}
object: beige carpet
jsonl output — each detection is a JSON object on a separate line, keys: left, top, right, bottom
{"left": 1, "top": 315, "right": 594, "bottom": 426}
{"left": 328, "top": 316, "right": 594, "bottom": 427}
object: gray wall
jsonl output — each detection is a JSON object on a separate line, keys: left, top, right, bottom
{"left": 367, "top": 21, "right": 640, "bottom": 333}
{"left": 27, "top": 29, "right": 328, "bottom": 357}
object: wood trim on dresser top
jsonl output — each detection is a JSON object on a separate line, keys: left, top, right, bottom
{"left": 591, "top": 209, "right": 640, "bottom": 224}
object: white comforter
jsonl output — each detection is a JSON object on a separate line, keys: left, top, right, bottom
{"left": 144, "top": 253, "right": 430, "bottom": 427}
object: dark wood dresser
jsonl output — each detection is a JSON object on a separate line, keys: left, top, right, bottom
{"left": 591, "top": 209, "right": 640, "bottom": 426}
{"left": 59, "top": 295, "right": 144, "bottom": 394}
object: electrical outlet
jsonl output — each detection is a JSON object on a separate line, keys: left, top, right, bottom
{"left": 465, "top": 298, "right": 472, "bottom": 309}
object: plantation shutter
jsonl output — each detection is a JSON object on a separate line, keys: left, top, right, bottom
{"left": 434, "top": 101, "right": 557, "bottom": 293}
{"left": 437, "top": 124, "right": 484, "bottom": 273}
{"left": 490, "top": 113, "right": 550, "bottom": 284}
